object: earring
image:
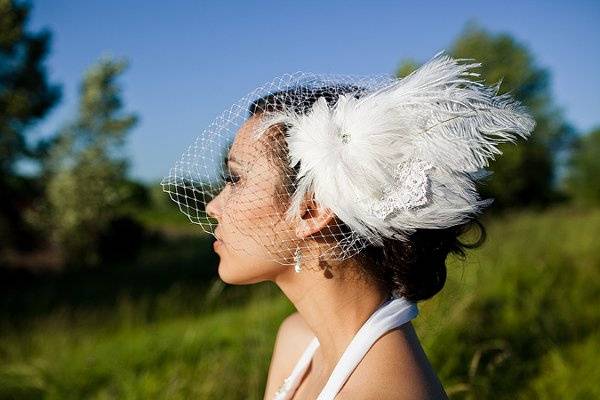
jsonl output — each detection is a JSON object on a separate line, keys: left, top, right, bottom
{"left": 294, "top": 246, "right": 302, "bottom": 273}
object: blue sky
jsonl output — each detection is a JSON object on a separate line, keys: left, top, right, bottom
{"left": 29, "top": 0, "right": 600, "bottom": 183}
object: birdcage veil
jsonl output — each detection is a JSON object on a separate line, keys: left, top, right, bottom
{"left": 161, "top": 50, "right": 536, "bottom": 269}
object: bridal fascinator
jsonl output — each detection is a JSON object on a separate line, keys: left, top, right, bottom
{"left": 161, "top": 50, "right": 536, "bottom": 269}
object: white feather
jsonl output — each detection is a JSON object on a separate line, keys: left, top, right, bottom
{"left": 255, "top": 50, "right": 536, "bottom": 245}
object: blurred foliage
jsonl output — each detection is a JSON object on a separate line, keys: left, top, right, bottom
{"left": 563, "top": 127, "right": 600, "bottom": 206}
{"left": 417, "top": 205, "right": 600, "bottom": 399}
{"left": 0, "top": 0, "right": 61, "bottom": 172}
{"left": 148, "top": 180, "right": 177, "bottom": 212}
{"left": 41, "top": 57, "right": 140, "bottom": 267}
{"left": 0, "top": 232, "right": 218, "bottom": 323}
{"left": 0, "top": 0, "right": 61, "bottom": 253}
{"left": 396, "top": 21, "right": 576, "bottom": 209}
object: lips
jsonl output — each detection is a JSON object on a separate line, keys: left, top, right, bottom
{"left": 213, "top": 229, "right": 223, "bottom": 250}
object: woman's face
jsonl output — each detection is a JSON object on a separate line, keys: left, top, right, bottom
{"left": 205, "top": 114, "right": 299, "bottom": 284}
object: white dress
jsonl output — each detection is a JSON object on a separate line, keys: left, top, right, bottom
{"left": 272, "top": 293, "right": 419, "bottom": 400}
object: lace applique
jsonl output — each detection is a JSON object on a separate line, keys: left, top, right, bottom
{"left": 368, "top": 159, "right": 433, "bottom": 219}
{"left": 273, "top": 376, "right": 293, "bottom": 400}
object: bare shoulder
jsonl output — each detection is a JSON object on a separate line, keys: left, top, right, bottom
{"left": 337, "top": 322, "right": 448, "bottom": 400}
{"left": 263, "top": 312, "right": 315, "bottom": 400}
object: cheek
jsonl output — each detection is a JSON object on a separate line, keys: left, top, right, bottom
{"left": 220, "top": 179, "right": 297, "bottom": 261}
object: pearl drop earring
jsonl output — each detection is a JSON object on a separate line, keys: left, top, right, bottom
{"left": 294, "top": 246, "right": 302, "bottom": 273}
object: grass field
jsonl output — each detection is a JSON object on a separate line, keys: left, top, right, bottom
{"left": 1, "top": 205, "right": 598, "bottom": 399}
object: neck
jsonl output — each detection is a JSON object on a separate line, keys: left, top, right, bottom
{"left": 274, "top": 256, "right": 390, "bottom": 376}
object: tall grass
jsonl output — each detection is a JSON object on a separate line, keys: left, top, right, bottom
{"left": 0, "top": 205, "right": 598, "bottom": 399}
{"left": 416, "top": 206, "right": 600, "bottom": 399}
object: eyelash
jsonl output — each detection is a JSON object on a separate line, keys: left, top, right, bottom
{"left": 221, "top": 171, "right": 240, "bottom": 185}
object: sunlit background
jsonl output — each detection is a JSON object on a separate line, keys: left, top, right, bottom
{"left": 1, "top": 1, "right": 599, "bottom": 399}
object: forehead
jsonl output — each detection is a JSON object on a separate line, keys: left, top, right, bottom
{"left": 229, "top": 114, "right": 270, "bottom": 162}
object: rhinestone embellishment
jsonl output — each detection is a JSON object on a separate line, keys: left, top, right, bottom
{"left": 273, "top": 376, "right": 293, "bottom": 399}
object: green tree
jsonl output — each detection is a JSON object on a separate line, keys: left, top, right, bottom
{"left": 45, "top": 56, "right": 138, "bottom": 267}
{"left": 0, "top": 0, "right": 61, "bottom": 251}
{"left": 562, "top": 127, "right": 600, "bottom": 206}
{"left": 396, "top": 21, "right": 575, "bottom": 209}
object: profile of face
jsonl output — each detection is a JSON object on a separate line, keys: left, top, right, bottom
{"left": 205, "top": 114, "right": 334, "bottom": 284}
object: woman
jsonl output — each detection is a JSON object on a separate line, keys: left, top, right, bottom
{"left": 162, "top": 51, "right": 535, "bottom": 399}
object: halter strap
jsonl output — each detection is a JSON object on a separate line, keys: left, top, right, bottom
{"left": 316, "top": 296, "right": 418, "bottom": 399}
{"left": 273, "top": 295, "right": 419, "bottom": 400}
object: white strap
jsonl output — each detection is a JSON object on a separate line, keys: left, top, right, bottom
{"left": 316, "top": 297, "right": 419, "bottom": 400}
{"left": 273, "top": 336, "right": 320, "bottom": 400}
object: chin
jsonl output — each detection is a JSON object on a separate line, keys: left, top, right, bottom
{"left": 217, "top": 258, "right": 274, "bottom": 285}
{"left": 217, "top": 259, "right": 251, "bottom": 285}
{"left": 216, "top": 259, "right": 238, "bottom": 284}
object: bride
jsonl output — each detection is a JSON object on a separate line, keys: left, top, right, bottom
{"left": 162, "top": 51, "right": 535, "bottom": 399}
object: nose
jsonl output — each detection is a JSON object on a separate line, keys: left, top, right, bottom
{"left": 205, "top": 193, "right": 221, "bottom": 221}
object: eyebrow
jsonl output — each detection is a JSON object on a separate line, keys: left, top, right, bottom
{"left": 224, "top": 155, "right": 242, "bottom": 171}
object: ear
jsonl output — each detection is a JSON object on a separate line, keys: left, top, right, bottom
{"left": 294, "top": 192, "right": 336, "bottom": 239}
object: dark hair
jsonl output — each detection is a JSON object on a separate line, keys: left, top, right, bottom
{"left": 248, "top": 85, "right": 487, "bottom": 302}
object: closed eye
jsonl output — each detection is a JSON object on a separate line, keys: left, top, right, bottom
{"left": 220, "top": 171, "right": 240, "bottom": 184}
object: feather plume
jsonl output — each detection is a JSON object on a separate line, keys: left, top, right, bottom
{"left": 255, "top": 50, "right": 536, "bottom": 245}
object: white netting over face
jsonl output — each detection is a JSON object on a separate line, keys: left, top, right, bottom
{"left": 161, "top": 52, "right": 536, "bottom": 268}
{"left": 161, "top": 72, "right": 396, "bottom": 266}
